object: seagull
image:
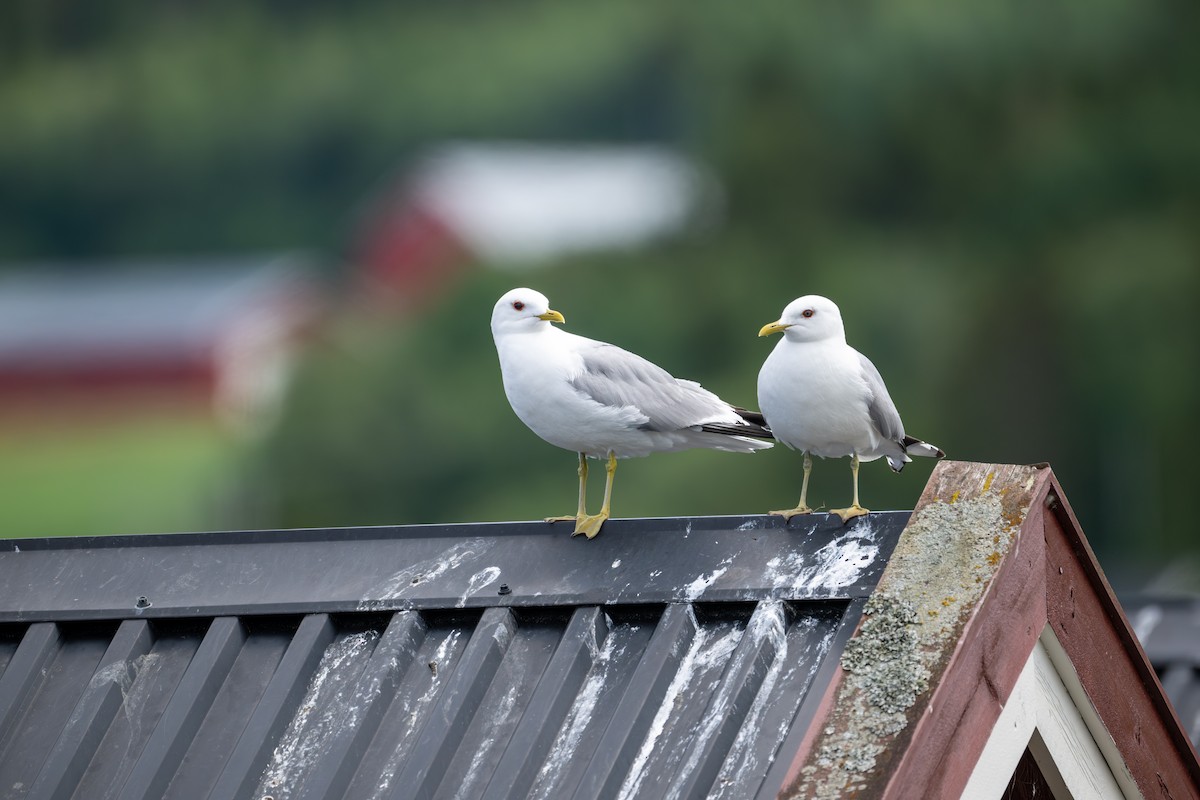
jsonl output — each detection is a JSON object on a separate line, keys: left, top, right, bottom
{"left": 757, "top": 295, "right": 944, "bottom": 523}
{"left": 491, "top": 288, "right": 773, "bottom": 538}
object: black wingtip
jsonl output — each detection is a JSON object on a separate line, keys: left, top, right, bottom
{"left": 900, "top": 435, "right": 945, "bottom": 459}
{"left": 704, "top": 407, "right": 775, "bottom": 440}
{"left": 701, "top": 422, "right": 775, "bottom": 440}
{"left": 730, "top": 406, "right": 769, "bottom": 428}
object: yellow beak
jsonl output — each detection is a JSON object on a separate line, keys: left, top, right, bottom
{"left": 758, "top": 320, "right": 790, "bottom": 337}
{"left": 538, "top": 309, "right": 566, "bottom": 324}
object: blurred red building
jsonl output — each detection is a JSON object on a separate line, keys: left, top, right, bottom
{"left": 0, "top": 253, "right": 322, "bottom": 434}
{"left": 349, "top": 142, "right": 720, "bottom": 308}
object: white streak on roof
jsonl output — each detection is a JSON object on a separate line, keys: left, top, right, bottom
{"left": 114, "top": 653, "right": 165, "bottom": 767}
{"left": 725, "top": 617, "right": 838, "bottom": 798}
{"left": 360, "top": 538, "right": 492, "bottom": 611}
{"left": 452, "top": 680, "right": 523, "bottom": 800}
{"left": 260, "top": 630, "right": 380, "bottom": 799}
{"left": 529, "top": 634, "right": 623, "bottom": 800}
{"left": 370, "top": 630, "right": 462, "bottom": 800}
{"left": 708, "top": 609, "right": 798, "bottom": 797}
{"left": 456, "top": 567, "right": 502, "bottom": 608}
{"left": 664, "top": 604, "right": 787, "bottom": 800}
{"left": 616, "top": 622, "right": 743, "bottom": 800}
{"left": 90, "top": 658, "right": 137, "bottom": 694}
{"left": 766, "top": 527, "right": 879, "bottom": 596}
{"left": 681, "top": 557, "right": 734, "bottom": 602}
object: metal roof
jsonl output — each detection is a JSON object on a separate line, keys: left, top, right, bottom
{"left": 0, "top": 513, "right": 906, "bottom": 800}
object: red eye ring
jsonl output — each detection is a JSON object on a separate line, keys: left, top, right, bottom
{"left": 801, "top": 309, "right": 815, "bottom": 318}
{"left": 512, "top": 301, "right": 525, "bottom": 311}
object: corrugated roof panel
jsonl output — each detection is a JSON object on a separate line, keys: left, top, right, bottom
{"left": 162, "top": 620, "right": 295, "bottom": 800}
{"left": 0, "top": 622, "right": 118, "bottom": 796}
{"left": 0, "top": 604, "right": 858, "bottom": 799}
{"left": 0, "top": 514, "right": 906, "bottom": 798}
{"left": 73, "top": 622, "right": 201, "bottom": 800}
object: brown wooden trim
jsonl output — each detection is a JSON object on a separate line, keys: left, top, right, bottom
{"left": 778, "top": 461, "right": 1200, "bottom": 800}
{"left": 881, "top": 492, "right": 1048, "bottom": 799}
{"left": 778, "top": 462, "right": 1049, "bottom": 798}
{"left": 1043, "top": 479, "right": 1200, "bottom": 799}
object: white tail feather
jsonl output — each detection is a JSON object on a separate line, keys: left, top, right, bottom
{"left": 904, "top": 440, "right": 945, "bottom": 459}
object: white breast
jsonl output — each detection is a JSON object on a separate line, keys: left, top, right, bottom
{"left": 757, "top": 338, "right": 878, "bottom": 458}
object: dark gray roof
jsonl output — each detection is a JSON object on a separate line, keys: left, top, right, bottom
{"left": 0, "top": 513, "right": 905, "bottom": 800}
{"left": 1125, "top": 596, "right": 1200, "bottom": 748}
{"left": 0, "top": 254, "right": 311, "bottom": 366}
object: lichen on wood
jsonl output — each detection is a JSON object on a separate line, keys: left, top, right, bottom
{"left": 788, "top": 462, "right": 1047, "bottom": 798}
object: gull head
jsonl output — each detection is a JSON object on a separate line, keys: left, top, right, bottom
{"left": 491, "top": 288, "right": 565, "bottom": 336}
{"left": 758, "top": 295, "right": 845, "bottom": 343}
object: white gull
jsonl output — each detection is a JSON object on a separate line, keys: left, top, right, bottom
{"left": 757, "top": 294, "right": 943, "bottom": 523}
{"left": 492, "top": 288, "right": 772, "bottom": 538}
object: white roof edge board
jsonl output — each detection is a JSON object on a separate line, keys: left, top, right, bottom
{"left": 960, "top": 626, "right": 1141, "bottom": 800}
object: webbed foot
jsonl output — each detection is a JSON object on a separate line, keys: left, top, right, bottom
{"left": 769, "top": 505, "right": 815, "bottom": 521}
{"left": 572, "top": 512, "right": 609, "bottom": 539}
{"left": 829, "top": 504, "right": 869, "bottom": 524}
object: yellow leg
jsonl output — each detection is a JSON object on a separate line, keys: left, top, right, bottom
{"left": 574, "top": 452, "right": 616, "bottom": 539}
{"left": 545, "top": 453, "right": 587, "bottom": 523}
{"left": 830, "top": 454, "right": 869, "bottom": 523}
{"left": 771, "top": 452, "right": 816, "bottom": 520}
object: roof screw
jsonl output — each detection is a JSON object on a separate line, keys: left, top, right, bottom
{"left": 497, "top": 584, "right": 511, "bottom": 595}
{"left": 135, "top": 595, "right": 152, "bottom": 609}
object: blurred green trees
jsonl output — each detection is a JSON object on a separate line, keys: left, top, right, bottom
{"left": 2, "top": 0, "right": 1197, "bottom": 577}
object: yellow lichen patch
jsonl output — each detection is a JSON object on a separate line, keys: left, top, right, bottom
{"left": 796, "top": 463, "right": 1048, "bottom": 799}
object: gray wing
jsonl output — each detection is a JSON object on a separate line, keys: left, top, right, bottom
{"left": 570, "top": 341, "right": 729, "bottom": 431}
{"left": 858, "top": 352, "right": 905, "bottom": 442}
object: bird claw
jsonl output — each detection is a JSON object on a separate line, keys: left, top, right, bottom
{"left": 572, "top": 513, "right": 609, "bottom": 539}
{"left": 769, "top": 506, "right": 815, "bottom": 521}
{"left": 543, "top": 515, "right": 577, "bottom": 523}
{"left": 830, "top": 505, "right": 870, "bottom": 524}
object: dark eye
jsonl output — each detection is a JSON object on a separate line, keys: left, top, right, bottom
{"left": 801, "top": 308, "right": 815, "bottom": 318}
{"left": 512, "top": 301, "right": 525, "bottom": 311}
